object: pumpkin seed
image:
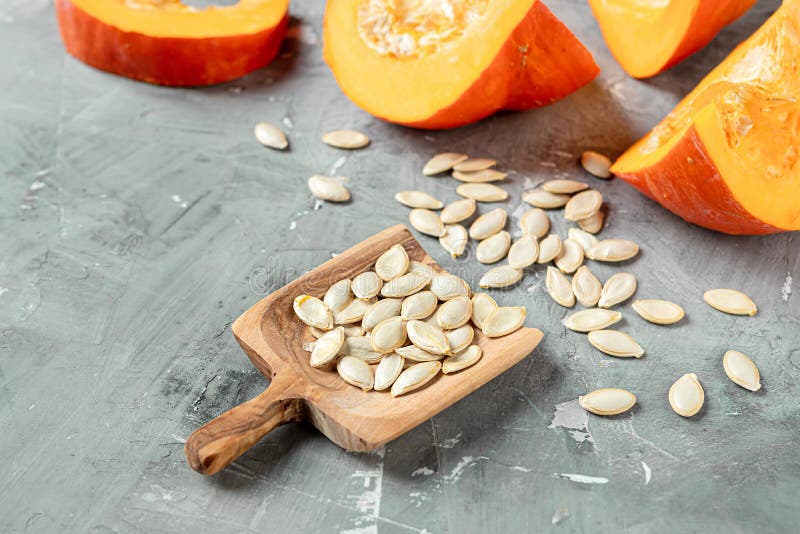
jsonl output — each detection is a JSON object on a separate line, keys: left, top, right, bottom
{"left": 439, "top": 224, "right": 468, "bottom": 257}
{"left": 453, "top": 169, "right": 507, "bottom": 183}
{"left": 469, "top": 207, "right": 508, "bottom": 240}
{"left": 564, "top": 190, "right": 603, "bottom": 221}
{"left": 456, "top": 183, "right": 508, "bottom": 202}
{"left": 546, "top": 266, "right": 575, "bottom": 308}
{"left": 343, "top": 325, "right": 365, "bottom": 337}
{"left": 352, "top": 271, "right": 383, "bottom": 299}
{"left": 632, "top": 299, "right": 684, "bottom": 325}
{"left": 703, "top": 289, "right": 757, "bottom": 316}
{"left": 668, "top": 373, "right": 704, "bottom": 417}
{"left": 555, "top": 239, "right": 584, "bottom": 274}
{"left": 471, "top": 293, "right": 498, "bottom": 330}
{"left": 520, "top": 208, "right": 550, "bottom": 238}
{"left": 723, "top": 350, "right": 761, "bottom": 391}
{"left": 375, "top": 244, "right": 409, "bottom": 281}
{"left": 537, "top": 234, "right": 562, "bottom": 264}
{"left": 453, "top": 158, "right": 496, "bottom": 172}
{"left": 542, "top": 179, "right": 588, "bottom": 194}
{"left": 578, "top": 209, "right": 604, "bottom": 233}
{"left": 476, "top": 231, "right": 511, "bottom": 264}
{"left": 337, "top": 356, "right": 374, "bottom": 391}
{"left": 442, "top": 345, "right": 482, "bottom": 374}
{"left": 479, "top": 265, "right": 523, "bottom": 289}
{"left": 391, "top": 361, "right": 441, "bottom": 396}
{"left": 572, "top": 266, "right": 601, "bottom": 308}
{"left": 579, "top": 388, "right": 636, "bottom": 415}
{"left": 407, "top": 260, "right": 435, "bottom": 281}
{"left": 381, "top": 273, "right": 430, "bottom": 298}
{"left": 342, "top": 336, "right": 383, "bottom": 363}
{"left": 308, "top": 175, "right": 350, "bottom": 202}
{"left": 294, "top": 295, "right": 334, "bottom": 330}
{"left": 335, "top": 297, "right": 377, "bottom": 324}
{"left": 374, "top": 352, "right": 405, "bottom": 391}
{"left": 587, "top": 239, "right": 639, "bottom": 262}
{"left": 423, "top": 152, "right": 468, "bottom": 175}
{"left": 508, "top": 235, "right": 539, "bottom": 269}
{"left": 568, "top": 227, "right": 599, "bottom": 253}
{"left": 522, "top": 189, "right": 570, "bottom": 209}
{"left": 394, "top": 191, "right": 444, "bottom": 209}
{"left": 401, "top": 290, "right": 437, "bottom": 320}
{"left": 587, "top": 330, "right": 644, "bottom": 358}
{"left": 563, "top": 308, "right": 622, "bottom": 332}
{"left": 598, "top": 273, "right": 637, "bottom": 308}
{"left": 435, "top": 295, "right": 473, "bottom": 330}
{"left": 396, "top": 344, "right": 443, "bottom": 362}
{"left": 370, "top": 316, "right": 407, "bottom": 354}
{"left": 362, "top": 298, "right": 403, "bottom": 331}
{"left": 430, "top": 274, "right": 470, "bottom": 300}
{"left": 409, "top": 208, "right": 445, "bottom": 237}
{"left": 310, "top": 327, "right": 346, "bottom": 368}
{"left": 406, "top": 320, "right": 450, "bottom": 355}
{"left": 440, "top": 198, "right": 477, "bottom": 224}
{"left": 323, "top": 278, "right": 353, "bottom": 312}
{"left": 446, "top": 324, "right": 474, "bottom": 353}
{"left": 482, "top": 306, "right": 526, "bottom": 337}
{"left": 581, "top": 151, "right": 612, "bottom": 179}
{"left": 254, "top": 122, "right": 288, "bottom": 150}
{"left": 322, "top": 129, "right": 370, "bottom": 149}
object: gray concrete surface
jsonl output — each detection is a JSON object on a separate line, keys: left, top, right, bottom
{"left": 2, "top": 1, "right": 799, "bottom": 532}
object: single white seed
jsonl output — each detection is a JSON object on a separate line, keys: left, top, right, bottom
{"left": 439, "top": 224, "right": 469, "bottom": 258}
{"left": 322, "top": 129, "right": 370, "bottom": 149}
{"left": 579, "top": 388, "right": 636, "bottom": 415}
{"left": 581, "top": 151, "right": 612, "bottom": 179}
{"left": 440, "top": 198, "right": 477, "bottom": 224}
{"left": 254, "top": 122, "right": 288, "bottom": 150}
{"left": 409, "top": 208, "right": 445, "bottom": 237}
{"left": 723, "top": 350, "right": 761, "bottom": 391}
{"left": 308, "top": 175, "right": 350, "bottom": 202}
{"left": 394, "top": 191, "right": 443, "bottom": 209}
{"left": 703, "top": 289, "right": 757, "bottom": 316}
{"left": 423, "top": 152, "right": 468, "bottom": 176}
{"left": 668, "top": 373, "right": 704, "bottom": 417}
{"left": 632, "top": 299, "right": 685, "bottom": 325}
{"left": 587, "top": 330, "right": 644, "bottom": 358}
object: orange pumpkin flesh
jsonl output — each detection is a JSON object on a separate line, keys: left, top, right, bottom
{"left": 323, "top": 0, "right": 599, "bottom": 129}
{"left": 55, "top": 0, "right": 289, "bottom": 87}
{"left": 612, "top": 0, "right": 800, "bottom": 235}
{"left": 588, "top": 0, "right": 755, "bottom": 79}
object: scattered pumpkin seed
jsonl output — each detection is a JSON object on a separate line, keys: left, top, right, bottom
{"left": 578, "top": 209, "right": 604, "bottom": 233}
{"left": 564, "top": 190, "right": 603, "bottom": 221}
{"left": 581, "top": 151, "right": 612, "bottom": 178}
{"left": 587, "top": 239, "right": 639, "bottom": 262}
{"left": 520, "top": 208, "right": 550, "bottom": 238}
{"left": 469, "top": 207, "right": 508, "bottom": 240}
{"left": 453, "top": 158, "right": 496, "bottom": 172}
{"left": 374, "top": 353, "right": 404, "bottom": 391}
{"left": 409, "top": 208, "right": 445, "bottom": 237}
{"left": 323, "top": 278, "right": 353, "bottom": 313}
{"left": 555, "top": 239, "right": 584, "bottom": 274}
{"left": 407, "top": 261, "right": 435, "bottom": 281}
{"left": 522, "top": 189, "right": 570, "bottom": 209}
{"left": 337, "top": 356, "right": 374, "bottom": 391}
{"left": 703, "top": 289, "right": 757, "bottom": 316}
{"left": 254, "top": 121, "right": 288, "bottom": 150}
{"left": 508, "top": 234, "right": 539, "bottom": 269}
{"left": 381, "top": 273, "right": 430, "bottom": 298}
{"left": 370, "top": 316, "right": 407, "bottom": 354}
{"left": 723, "top": 350, "right": 761, "bottom": 391}
{"left": 482, "top": 306, "right": 526, "bottom": 337}
{"left": 423, "top": 152, "right": 468, "bottom": 175}
{"left": 310, "top": 327, "right": 346, "bottom": 368}
{"left": 342, "top": 336, "right": 383, "bottom": 363}
{"left": 542, "top": 179, "right": 588, "bottom": 194}
{"left": 537, "top": 234, "right": 563, "bottom": 264}
{"left": 394, "top": 191, "right": 444, "bottom": 209}
{"left": 435, "top": 295, "right": 473, "bottom": 330}
{"left": 406, "top": 320, "right": 450, "bottom": 355}
{"left": 375, "top": 244, "right": 409, "bottom": 281}
{"left": 440, "top": 198, "right": 477, "bottom": 224}
{"left": 335, "top": 297, "right": 377, "bottom": 324}
{"left": 294, "top": 295, "right": 334, "bottom": 330}
{"left": 471, "top": 293, "right": 498, "bottom": 330}
{"left": 587, "top": 330, "right": 644, "bottom": 358}
{"left": 456, "top": 183, "right": 509, "bottom": 202}
{"left": 343, "top": 325, "right": 365, "bottom": 337}
{"left": 446, "top": 325, "right": 474, "bottom": 354}
{"left": 322, "top": 129, "right": 370, "bottom": 149}
{"left": 476, "top": 231, "right": 511, "bottom": 264}
{"left": 430, "top": 274, "right": 471, "bottom": 300}
{"left": 396, "top": 344, "right": 443, "bottom": 362}
{"left": 352, "top": 271, "right": 383, "bottom": 299}
{"left": 391, "top": 361, "right": 441, "bottom": 396}
{"left": 669, "top": 373, "right": 704, "bottom": 417}
{"left": 362, "top": 298, "right": 403, "bottom": 331}
{"left": 439, "top": 224, "right": 468, "bottom": 257}
{"left": 632, "top": 299, "right": 684, "bottom": 325}
{"left": 401, "top": 291, "right": 438, "bottom": 320}
{"left": 442, "top": 345, "right": 482, "bottom": 374}
{"left": 563, "top": 308, "right": 622, "bottom": 332}
{"left": 546, "top": 266, "right": 575, "bottom": 308}
{"left": 572, "top": 266, "right": 601, "bottom": 308}
{"left": 568, "top": 227, "right": 599, "bottom": 253}
{"left": 452, "top": 169, "right": 507, "bottom": 183}
{"left": 598, "top": 273, "right": 637, "bottom": 308}
{"left": 308, "top": 175, "right": 351, "bottom": 202}
{"left": 479, "top": 265, "right": 523, "bottom": 289}
{"left": 579, "top": 388, "right": 636, "bottom": 415}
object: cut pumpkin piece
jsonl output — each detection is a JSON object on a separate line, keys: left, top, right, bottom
{"left": 55, "top": 0, "right": 289, "bottom": 86}
{"left": 612, "top": 0, "right": 800, "bottom": 235}
{"left": 323, "top": 0, "right": 599, "bottom": 129}
{"left": 588, "top": 0, "right": 755, "bottom": 78}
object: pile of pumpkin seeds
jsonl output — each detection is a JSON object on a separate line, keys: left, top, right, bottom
{"left": 293, "top": 244, "right": 527, "bottom": 396}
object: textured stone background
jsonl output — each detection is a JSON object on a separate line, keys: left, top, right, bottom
{"left": 2, "top": 1, "right": 798, "bottom": 532}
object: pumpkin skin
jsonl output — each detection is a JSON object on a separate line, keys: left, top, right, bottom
{"left": 55, "top": 0, "right": 289, "bottom": 87}
{"left": 588, "top": 0, "right": 755, "bottom": 79}
{"left": 323, "top": 0, "right": 599, "bottom": 129}
{"left": 612, "top": 0, "right": 800, "bottom": 235}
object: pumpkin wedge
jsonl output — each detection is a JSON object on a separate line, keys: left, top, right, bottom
{"left": 588, "top": 0, "right": 755, "bottom": 79}
{"left": 612, "top": 0, "right": 800, "bottom": 235}
{"left": 323, "top": 0, "right": 599, "bottom": 129}
{"left": 55, "top": 0, "right": 289, "bottom": 87}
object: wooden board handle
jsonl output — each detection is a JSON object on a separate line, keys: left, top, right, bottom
{"left": 184, "top": 374, "right": 304, "bottom": 475}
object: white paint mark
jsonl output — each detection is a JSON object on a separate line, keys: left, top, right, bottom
{"left": 408, "top": 491, "right": 429, "bottom": 508}
{"left": 539, "top": 161, "right": 556, "bottom": 168}
{"left": 522, "top": 176, "right": 536, "bottom": 189}
{"left": 29, "top": 181, "right": 45, "bottom": 191}
{"left": 171, "top": 434, "right": 186, "bottom": 444}
{"left": 555, "top": 473, "right": 609, "bottom": 485}
{"left": 282, "top": 116, "right": 294, "bottom": 129}
{"left": 443, "top": 456, "right": 487, "bottom": 484}
{"left": 436, "top": 432, "right": 461, "bottom": 448}
{"left": 509, "top": 202, "right": 528, "bottom": 239}
{"left": 553, "top": 150, "right": 573, "bottom": 159}
{"left": 0, "top": 287, "right": 8, "bottom": 297}
{"left": 412, "top": 467, "right": 434, "bottom": 477}
{"left": 551, "top": 508, "right": 570, "bottom": 525}
{"left": 171, "top": 194, "right": 188, "bottom": 209}
{"left": 509, "top": 466, "right": 532, "bottom": 473}
{"left": 726, "top": 411, "right": 740, "bottom": 416}
{"left": 597, "top": 359, "right": 613, "bottom": 368}
{"left": 615, "top": 414, "right": 677, "bottom": 460}
{"left": 548, "top": 399, "right": 595, "bottom": 446}
{"left": 641, "top": 461, "right": 651, "bottom": 485}
{"left": 313, "top": 199, "right": 324, "bottom": 211}
{"left": 782, "top": 272, "right": 792, "bottom": 301}
{"left": 28, "top": 403, "right": 35, "bottom": 410}
{"left": 341, "top": 527, "right": 377, "bottom": 534}
{"left": 424, "top": 136, "right": 435, "bottom": 142}
{"left": 330, "top": 156, "right": 347, "bottom": 174}
{"left": 346, "top": 446, "right": 385, "bottom": 533}
{"left": 289, "top": 221, "right": 297, "bottom": 231}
